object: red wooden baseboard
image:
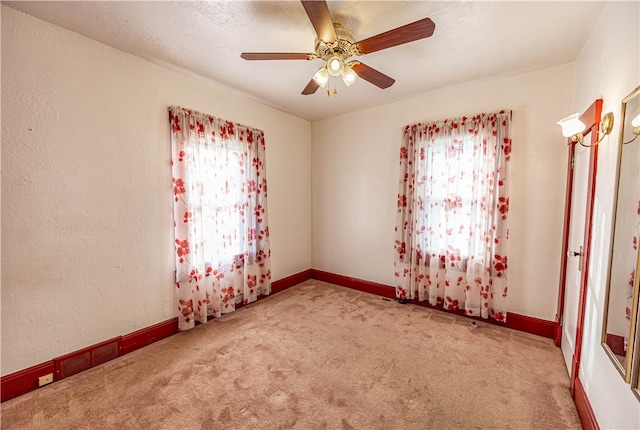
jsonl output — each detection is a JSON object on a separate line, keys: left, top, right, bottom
{"left": 219, "top": 269, "right": 312, "bottom": 314}
{"left": 311, "top": 269, "right": 396, "bottom": 299}
{"left": 574, "top": 377, "right": 600, "bottom": 430}
{"left": 311, "top": 269, "right": 555, "bottom": 339}
{"left": 121, "top": 318, "right": 179, "bottom": 355}
{"left": 605, "top": 333, "right": 626, "bottom": 357}
{"left": 271, "top": 269, "right": 312, "bottom": 294}
{"left": 506, "top": 312, "right": 556, "bottom": 339}
{"left": 0, "top": 269, "right": 309, "bottom": 403}
{"left": 554, "top": 319, "right": 563, "bottom": 347}
{"left": 1, "top": 361, "right": 55, "bottom": 402}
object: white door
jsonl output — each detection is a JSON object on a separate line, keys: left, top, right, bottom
{"left": 561, "top": 143, "right": 590, "bottom": 374}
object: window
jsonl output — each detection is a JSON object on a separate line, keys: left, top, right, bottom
{"left": 394, "top": 111, "right": 511, "bottom": 321}
{"left": 170, "top": 106, "right": 272, "bottom": 330}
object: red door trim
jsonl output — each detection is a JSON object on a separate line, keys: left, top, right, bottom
{"left": 561, "top": 99, "right": 602, "bottom": 395}
{"left": 555, "top": 141, "right": 576, "bottom": 346}
{"left": 556, "top": 101, "right": 602, "bottom": 346}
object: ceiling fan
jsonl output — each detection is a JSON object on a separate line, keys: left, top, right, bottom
{"left": 241, "top": 1, "right": 435, "bottom": 95}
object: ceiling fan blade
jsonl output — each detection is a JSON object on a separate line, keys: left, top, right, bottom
{"left": 355, "top": 17, "right": 435, "bottom": 54}
{"left": 302, "top": 79, "right": 320, "bottom": 95}
{"left": 301, "top": 0, "right": 336, "bottom": 43}
{"left": 241, "top": 53, "right": 314, "bottom": 60}
{"left": 352, "top": 62, "right": 395, "bottom": 89}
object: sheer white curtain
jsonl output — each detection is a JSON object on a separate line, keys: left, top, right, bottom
{"left": 394, "top": 111, "right": 511, "bottom": 321}
{"left": 169, "top": 106, "right": 272, "bottom": 331}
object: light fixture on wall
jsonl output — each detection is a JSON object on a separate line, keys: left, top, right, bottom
{"left": 557, "top": 111, "right": 614, "bottom": 147}
{"left": 622, "top": 113, "right": 640, "bottom": 145}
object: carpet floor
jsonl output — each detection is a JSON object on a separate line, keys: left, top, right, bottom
{"left": 1, "top": 280, "right": 581, "bottom": 429}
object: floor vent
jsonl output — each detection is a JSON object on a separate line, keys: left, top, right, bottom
{"left": 55, "top": 337, "right": 121, "bottom": 380}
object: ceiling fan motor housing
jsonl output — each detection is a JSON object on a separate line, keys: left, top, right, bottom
{"left": 314, "top": 23, "right": 358, "bottom": 62}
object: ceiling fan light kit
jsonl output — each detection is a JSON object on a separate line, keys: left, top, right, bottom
{"left": 241, "top": 0, "right": 435, "bottom": 97}
{"left": 312, "top": 66, "right": 329, "bottom": 87}
{"left": 342, "top": 63, "right": 358, "bottom": 87}
{"left": 327, "top": 55, "right": 345, "bottom": 76}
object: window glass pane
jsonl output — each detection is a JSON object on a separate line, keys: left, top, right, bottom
{"left": 193, "top": 143, "right": 247, "bottom": 266}
{"left": 421, "top": 136, "right": 475, "bottom": 258}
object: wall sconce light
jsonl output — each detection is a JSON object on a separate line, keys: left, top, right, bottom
{"left": 623, "top": 113, "right": 640, "bottom": 145}
{"left": 557, "top": 111, "right": 614, "bottom": 147}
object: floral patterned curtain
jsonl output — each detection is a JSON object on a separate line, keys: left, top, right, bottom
{"left": 394, "top": 111, "right": 511, "bottom": 321}
{"left": 169, "top": 106, "right": 271, "bottom": 331}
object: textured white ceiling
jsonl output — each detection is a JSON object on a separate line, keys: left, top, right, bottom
{"left": 3, "top": 1, "right": 605, "bottom": 121}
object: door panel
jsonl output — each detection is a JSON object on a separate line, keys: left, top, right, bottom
{"left": 562, "top": 144, "right": 589, "bottom": 373}
{"left": 555, "top": 98, "right": 603, "bottom": 395}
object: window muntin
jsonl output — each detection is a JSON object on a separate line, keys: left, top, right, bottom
{"left": 188, "top": 141, "right": 248, "bottom": 267}
{"left": 420, "top": 136, "right": 479, "bottom": 261}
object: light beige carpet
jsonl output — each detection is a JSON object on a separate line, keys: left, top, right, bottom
{"left": 1, "top": 281, "right": 581, "bottom": 429}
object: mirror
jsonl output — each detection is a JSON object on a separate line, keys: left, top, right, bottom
{"left": 633, "top": 252, "right": 640, "bottom": 400}
{"left": 602, "top": 85, "right": 640, "bottom": 382}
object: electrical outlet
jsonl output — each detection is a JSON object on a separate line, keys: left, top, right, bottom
{"left": 38, "top": 373, "right": 54, "bottom": 387}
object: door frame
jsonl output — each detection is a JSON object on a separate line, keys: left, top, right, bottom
{"left": 554, "top": 99, "right": 602, "bottom": 395}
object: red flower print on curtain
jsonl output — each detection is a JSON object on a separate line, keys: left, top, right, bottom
{"left": 393, "top": 111, "right": 512, "bottom": 321}
{"left": 621, "top": 198, "right": 640, "bottom": 326}
{"left": 169, "top": 106, "right": 272, "bottom": 331}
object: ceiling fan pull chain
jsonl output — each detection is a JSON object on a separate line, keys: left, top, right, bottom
{"left": 327, "top": 76, "right": 333, "bottom": 97}
{"left": 327, "top": 76, "right": 337, "bottom": 98}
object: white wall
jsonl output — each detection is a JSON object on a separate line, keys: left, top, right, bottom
{"left": 5, "top": 14, "right": 638, "bottom": 430}
{"left": 1, "top": 6, "right": 311, "bottom": 375}
{"left": 571, "top": 2, "right": 640, "bottom": 428}
{"left": 312, "top": 63, "right": 574, "bottom": 321}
